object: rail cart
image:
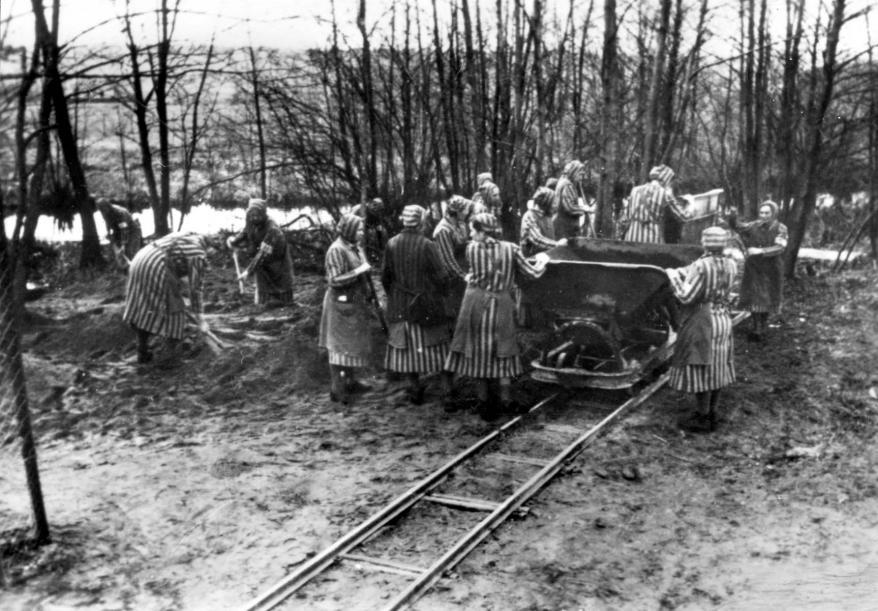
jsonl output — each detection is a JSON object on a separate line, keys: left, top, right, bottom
{"left": 521, "top": 238, "right": 705, "bottom": 390}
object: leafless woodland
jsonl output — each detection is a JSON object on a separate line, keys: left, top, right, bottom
{"left": 1, "top": 0, "right": 877, "bottom": 281}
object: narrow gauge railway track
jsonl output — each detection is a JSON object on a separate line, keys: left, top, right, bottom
{"left": 244, "top": 312, "right": 749, "bottom": 611}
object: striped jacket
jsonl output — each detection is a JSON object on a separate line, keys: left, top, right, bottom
{"left": 519, "top": 208, "right": 558, "bottom": 257}
{"left": 381, "top": 229, "right": 449, "bottom": 325}
{"left": 122, "top": 232, "right": 206, "bottom": 339}
{"left": 432, "top": 217, "right": 468, "bottom": 279}
{"left": 668, "top": 253, "right": 737, "bottom": 393}
{"left": 622, "top": 180, "right": 688, "bottom": 243}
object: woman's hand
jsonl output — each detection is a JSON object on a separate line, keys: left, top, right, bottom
{"left": 746, "top": 247, "right": 763, "bottom": 256}
{"left": 353, "top": 261, "right": 372, "bottom": 275}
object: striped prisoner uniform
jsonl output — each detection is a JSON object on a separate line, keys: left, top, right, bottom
{"left": 381, "top": 229, "right": 450, "bottom": 373}
{"left": 519, "top": 207, "right": 558, "bottom": 257}
{"left": 432, "top": 217, "right": 468, "bottom": 279}
{"left": 123, "top": 232, "right": 206, "bottom": 339}
{"left": 668, "top": 253, "right": 737, "bottom": 393}
{"left": 622, "top": 180, "right": 688, "bottom": 243}
{"left": 318, "top": 236, "right": 371, "bottom": 367}
{"left": 445, "top": 239, "right": 545, "bottom": 379}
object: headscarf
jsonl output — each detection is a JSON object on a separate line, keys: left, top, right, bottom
{"left": 246, "top": 198, "right": 268, "bottom": 226}
{"left": 366, "top": 197, "right": 384, "bottom": 216}
{"left": 400, "top": 204, "right": 425, "bottom": 228}
{"left": 701, "top": 226, "right": 728, "bottom": 252}
{"left": 476, "top": 172, "right": 493, "bottom": 187}
{"left": 545, "top": 177, "right": 559, "bottom": 191}
{"left": 562, "top": 160, "right": 584, "bottom": 180}
{"left": 648, "top": 165, "right": 675, "bottom": 187}
{"left": 337, "top": 213, "right": 363, "bottom": 244}
{"left": 759, "top": 200, "right": 779, "bottom": 222}
{"left": 446, "top": 195, "right": 474, "bottom": 219}
{"left": 471, "top": 212, "right": 501, "bottom": 238}
{"left": 532, "top": 186, "right": 554, "bottom": 214}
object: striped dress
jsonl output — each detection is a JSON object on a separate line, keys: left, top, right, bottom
{"left": 667, "top": 254, "right": 737, "bottom": 393}
{"left": 318, "top": 238, "right": 372, "bottom": 367}
{"left": 519, "top": 207, "right": 558, "bottom": 257}
{"left": 622, "top": 180, "right": 688, "bottom": 243}
{"left": 445, "top": 239, "right": 546, "bottom": 379}
{"left": 552, "top": 175, "right": 584, "bottom": 239}
{"left": 123, "top": 232, "right": 206, "bottom": 339}
{"left": 382, "top": 229, "right": 450, "bottom": 373}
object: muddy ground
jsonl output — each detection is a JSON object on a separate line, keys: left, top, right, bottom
{"left": 2, "top": 244, "right": 878, "bottom": 610}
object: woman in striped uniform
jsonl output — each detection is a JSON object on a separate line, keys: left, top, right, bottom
{"left": 318, "top": 214, "right": 374, "bottom": 404}
{"left": 728, "top": 200, "right": 788, "bottom": 340}
{"left": 445, "top": 213, "right": 549, "bottom": 419}
{"left": 621, "top": 164, "right": 689, "bottom": 243}
{"left": 665, "top": 226, "right": 737, "bottom": 432}
{"left": 521, "top": 186, "right": 567, "bottom": 257}
{"left": 552, "top": 160, "right": 592, "bottom": 239}
{"left": 432, "top": 195, "right": 472, "bottom": 322}
{"left": 123, "top": 232, "right": 209, "bottom": 363}
{"left": 382, "top": 205, "right": 451, "bottom": 404}
{"left": 227, "top": 198, "right": 296, "bottom": 306}
{"left": 519, "top": 186, "right": 567, "bottom": 327}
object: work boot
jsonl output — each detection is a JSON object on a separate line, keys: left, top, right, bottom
{"left": 498, "top": 380, "right": 524, "bottom": 415}
{"left": 406, "top": 374, "right": 425, "bottom": 405}
{"left": 329, "top": 365, "right": 349, "bottom": 404}
{"left": 345, "top": 368, "right": 372, "bottom": 394}
{"left": 678, "top": 413, "right": 712, "bottom": 433}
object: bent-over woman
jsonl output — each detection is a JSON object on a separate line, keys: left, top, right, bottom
{"left": 123, "top": 232, "right": 209, "bottom": 363}
{"left": 729, "top": 200, "right": 788, "bottom": 340}
{"left": 227, "top": 198, "right": 295, "bottom": 306}
{"left": 382, "top": 205, "right": 451, "bottom": 404}
{"left": 445, "top": 213, "right": 548, "bottom": 419}
{"left": 665, "top": 226, "right": 737, "bottom": 432}
{"left": 318, "top": 214, "right": 374, "bottom": 404}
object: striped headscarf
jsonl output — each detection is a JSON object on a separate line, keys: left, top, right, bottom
{"left": 401, "top": 204, "right": 425, "bottom": 228}
{"left": 648, "top": 165, "right": 675, "bottom": 187}
{"left": 447, "top": 195, "right": 473, "bottom": 219}
{"left": 337, "top": 213, "right": 363, "bottom": 244}
{"left": 471, "top": 212, "right": 501, "bottom": 237}
{"left": 562, "top": 160, "right": 584, "bottom": 180}
{"left": 701, "top": 226, "right": 728, "bottom": 251}
{"left": 476, "top": 172, "right": 493, "bottom": 186}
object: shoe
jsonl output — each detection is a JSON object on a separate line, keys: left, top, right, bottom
{"left": 329, "top": 391, "right": 350, "bottom": 405}
{"left": 347, "top": 380, "right": 372, "bottom": 394}
{"left": 443, "top": 398, "right": 465, "bottom": 413}
{"left": 407, "top": 386, "right": 425, "bottom": 406}
{"left": 477, "top": 400, "right": 500, "bottom": 422}
{"left": 678, "top": 414, "right": 712, "bottom": 433}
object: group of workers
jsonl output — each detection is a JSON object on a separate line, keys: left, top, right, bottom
{"left": 118, "top": 162, "right": 788, "bottom": 430}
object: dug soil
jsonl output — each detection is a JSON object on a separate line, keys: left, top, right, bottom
{"left": 2, "top": 246, "right": 877, "bottom": 610}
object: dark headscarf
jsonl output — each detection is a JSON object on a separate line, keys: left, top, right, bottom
{"left": 532, "top": 186, "right": 554, "bottom": 214}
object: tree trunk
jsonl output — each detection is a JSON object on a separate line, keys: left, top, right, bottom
{"left": 248, "top": 45, "right": 267, "bottom": 199}
{"left": 784, "top": 0, "right": 846, "bottom": 277}
{"left": 597, "top": 0, "right": 621, "bottom": 237}
{"left": 31, "top": 0, "right": 103, "bottom": 268}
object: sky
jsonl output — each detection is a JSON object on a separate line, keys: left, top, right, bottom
{"left": 1, "top": 0, "right": 874, "bottom": 56}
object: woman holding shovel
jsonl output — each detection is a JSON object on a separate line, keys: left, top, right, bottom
{"left": 123, "top": 232, "right": 212, "bottom": 363}
{"left": 227, "top": 198, "right": 295, "bottom": 306}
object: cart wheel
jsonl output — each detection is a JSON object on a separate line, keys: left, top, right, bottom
{"left": 558, "top": 320, "right": 624, "bottom": 372}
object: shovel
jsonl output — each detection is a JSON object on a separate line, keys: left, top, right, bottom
{"left": 187, "top": 312, "right": 230, "bottom": 354}
{"left": 231, "top": 249, "right": 246, "bottom": 295}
